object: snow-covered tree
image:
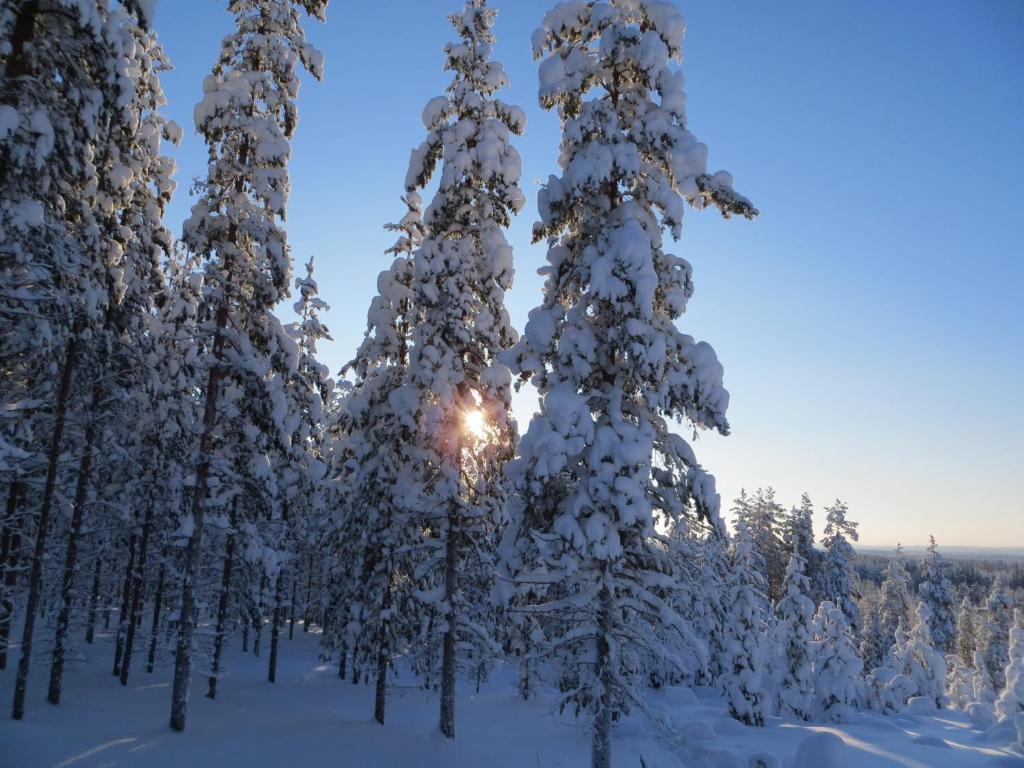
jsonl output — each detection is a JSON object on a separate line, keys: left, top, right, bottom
{"left": 995, "top": 609, "right": 1024, "bottom": 722}
{"left": 956, "top": 596, "right": 979, "bottom": 666}
{"left": 398, "top": 0, "right": 523, "bottom": 739}
{"left": 918, "top": 536, "right": 957, "bottom": 654}
{"left": 973, "top": 649, "right": 996, "bottom": 706}
{"left": 720, "top": 527, "right": 773, "bottom": 726}
{"left": 782, "top": 493, "right": 818, "bottom": 595}
{"left": 893, "top": 602, "right": 947, "bottom": 708}
{"left": 859, "top": 604, "right": 887, "bottom": 673}
{"left": 982, "top": 575, "right": 1015, "bottom": 691}
{"left": 330, "top": 194, "right": 422, "bottom": 725}
{"left": 819, "top": 500, "right": 859, "bottom": 633}
{"left": 775, "top": 549, "right": 817, "bottom": 721}
{"left": 498, "top": 1, "right": 755, "bottom": 763}
{"left": 946, "top": 653, "right": 978, "bottom": 710}
{"left": 169, "top": 0, "right": 327, "bottom": 732}
{"left": 877, "top": 544, "right": 913, "bottom": 652}
{"left": 732, "top": 487, "right": 786, "bottom": 601}
{"left": 812, "top": 600, "right": 864, "bottom": 723}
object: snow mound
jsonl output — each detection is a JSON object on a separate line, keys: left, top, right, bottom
{"left": 906, "top": 696, "right": 938, "bottom": 714}
{"left": 909, "top": 734, "right": 949, "bottom": 748}
{"left": 792, "top": 732, "right": 849, "bottom": 768}
{"left": 747, "top": 752, "right": 782, "bottom": 768}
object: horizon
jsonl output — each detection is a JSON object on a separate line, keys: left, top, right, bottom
{"left": 152, "top": 1, "right": 1023, "bottom": 549}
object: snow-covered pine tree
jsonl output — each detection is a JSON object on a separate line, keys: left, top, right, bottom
{"left": 859, "top": 603, "right": 887, "bottom": 672}
{"left": 877, "top": 544, "right": 913, "bottom": 653}
{"left": 956, "top": 596, "right": 978, "bottom": 667}
{"left": 732, "top": 487, "right": 786, "bottom": 601}
{"left": 982, "top": 574, "right": 1015, "bottom": 691}
{"left": 499, "top": 2, "right": 755, "bottom": 763}
{"left": 973, "top": 649, "right": 996, "bottom": 706}
{"left": 398, "top": 0, "right": 523, "bottom": 739}
{"left": 812, "top": 600, "right": 864, "bottom": 723}
{"left": 170, "top": 0, "right": 327, "bottom": 732}
{"left": 47, "top": 0, "right": 181, "bottom": 703}
{"left": 782, "top": 493, "right": 818, "bottom": 597}
{"left": 1, "top": 0, "right": 138, "bottom": 719}
{"left": 946, "top": 653, "right": 980, "bottom": 711}
{"left": 898, "top": 602, "right": 948, "bottom": 708}
{"left": 917, "top": 536, "right": 957, "bottom": 654}
{"left": 819, "top": 500, "right": 860, "bottom": 633}
{"left": 995, "top": 609, "right": 1024, "bottom": 722}
{"left": 331, "top": 194, "right": 423, "bottom": 724}
{"left": 775, "top": 548, "right": 817, "bottom": 721}
{"left": 720, "top": 526, "right": 773, "bottom": 726}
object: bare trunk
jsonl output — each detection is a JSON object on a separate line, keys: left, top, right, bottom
{"left": 47, "top": 382, "right": 101, "bottom": 704}
{"left": 84, "top": 556, "right": 101, "bottom": 644}
{"left": 591, "top": 583, "right": 613, "bottom": 768}
{"left": 288, "top": 574, "right": 297, "bottom": 640}
{"left": 440, "top": 507, "right": 458, "bottom": 739}
{"left": 119, "top": 497, "right": 155, "bottom": 686}
{"left": 112, "top": 533, "right": 137, "bottom": 676}
{"left": 146, "top": 563, "right": 165, "bottom": 673}
{"left": 206, "top": 517, "right": 237, "bottom": 700}
{"left": 374, "top": 572, "right": 392, "bottom": 725}
{"left": 12, "top": 327, "right": 79, "bottom": 720}
{"left": 267, "top": 574, "right": 284, "bottom": 683}
{"left": 337, "top": 639, "right": 347, "bottom": 679}
{"left": 169, "top": 294, "right": 229, "bottom": 732}
{"left": 0, "top": 482, "right": 24, "bottom": 671}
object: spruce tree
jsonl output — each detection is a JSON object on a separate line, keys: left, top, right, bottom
{"left": 812, "top": 600, "right": 864, "bottom": 723}
{"left": 878, "top": 544, "right": 912, "bottom": 652}
{"left": 399, "top": 0, "right": 523, "bottom": 739}
{"left": 995, "top": 609, "right": 1024, "bottom": 722}
{"left": 819, "top": 500, "right": 860, "bottom": 633}
{"left": 775, "top": 549, "right": 817, "bottom": 721}
{"left": 956, "top": 596, "right": 978, "bottom": 667}
{"left": 500, "top": 2, "right": 755, "bottom": 763}
{"left": 917, "top": 536, "right": 957, "bottom": 654}
{"left": 170, "top": 0, "right": 327, "bottom": 732}
{"left": 982, "top": 574, "right": 1014, "bottom": 691}
{"left": 782, "top": 493, "right": 818, "bottom": 595}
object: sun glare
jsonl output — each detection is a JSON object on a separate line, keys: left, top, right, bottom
{"left": 462, "top": 408, "right": 488, "bottom": 442}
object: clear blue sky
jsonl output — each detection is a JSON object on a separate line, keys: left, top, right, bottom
{"left": 153, "top": 1, "right": 1023, "bottom": 549}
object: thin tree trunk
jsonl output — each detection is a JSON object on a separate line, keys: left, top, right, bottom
{"left": 84, "top": 556, "right": 101, "bottom": 644}
{"left": 112, "top": 533, "right": 137, "bottom": 676}
{"left": 302, "top": 558, "right": 313, "bottom": 633}
{"left": 146, "top": 563, "right": 165, "bottom": 673}
{"left": 169, "top": 291, "right": 230, "bottom": 732}
{"left": 268, "top": 574, "right": 284, "bottom": 683}
{"left": 591, "top": 583, "right": 613, "bottom": 768}
{"left": 12, "top": 327, "right": 79, "bottom": 720}
{"left": 47, "top": 381, "right": 101, "bottom": 705}
{"left": 206, "top": 518, "right": 237, "bottom": 700}
{"left": 440, "top": 507, "right": 459, "bottom": 739}
{"left": 242, "top": 623, "right": 249, "bottom": 653}
{"left": 374, "top": 573, "right": 391, "bottom": 725}
{"left": 0, "top": 481, "right": 24, "bottom": 671}
{"left": 337, "top": 640, "right": 347, "bottom": 679}
{"left": 288, "top": 574, "right": 297, "bottom": 640}
{"left": 252, "top": 613, "right": 262, "bottom": 658}
{"left": 120, "top": 497, "right": 155, "bottom": 686}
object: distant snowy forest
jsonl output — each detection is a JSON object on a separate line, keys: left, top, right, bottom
{"left": 1, "top": 1, "right": 1021, "bottom": 767}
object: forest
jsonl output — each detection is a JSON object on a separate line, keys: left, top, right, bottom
{"left": 1, "top": 1, "right": 1022, "bottom": 767}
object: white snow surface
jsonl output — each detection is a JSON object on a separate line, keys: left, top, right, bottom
{"left": 1, "top": 627, "right": 1020, "bottom": 768}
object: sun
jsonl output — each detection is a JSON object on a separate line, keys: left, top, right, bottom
{"left": 462, "top": 408, "right": 488, "bottom": 442}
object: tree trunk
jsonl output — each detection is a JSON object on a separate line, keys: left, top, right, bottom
{"left": 0, "top": 482, "right": 24, "bottom": 671}
{"left": 242, "top": 623, "right": 249, "bottom": 653}
{"left": 591, "top": 583, "right": 613, "bottom": 768}
{"left": 47, "top": 382, "right": 101, "bottom": 705}
{"left": 288, "top": 573, "right": 297, "bottom": 640}
{"left": 170, "top": 291, "right": 230, "bottom": 732}
{"left": 112, "top": 533, "right": 137, "bottom": 676}
{"left": 440, "top": 507, "right": 459, "bottom": 739}
{"left": 206, "top": 519, "right": 236, "bottom": 700}
{"left": 146, "top": 563, "right": 165, "bottom": 674}
{"left": 268, "top": 574, "right": 284, "bottom": 683}
{"left": 374, "top": 573, "right": 392, "bottom": 725}
{"left": 12, "top": 327, "right": 79, "bottom": 720}
{"left": 119, "top": 497, "right": 155, "bottom": 686}
{"left": 84, "top": 557, "right": 101, "bottom": 644}
{"left": 337, "top": 640, "right": 347, "bottom": 680}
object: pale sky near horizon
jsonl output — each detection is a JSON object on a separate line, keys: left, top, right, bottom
{"left": 152, "top": 1, "right": 1023, "bottom": 549}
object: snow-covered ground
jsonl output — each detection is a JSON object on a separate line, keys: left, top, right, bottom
{"left": 1, "top": 628, "right": 1021, "bottom": 768}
